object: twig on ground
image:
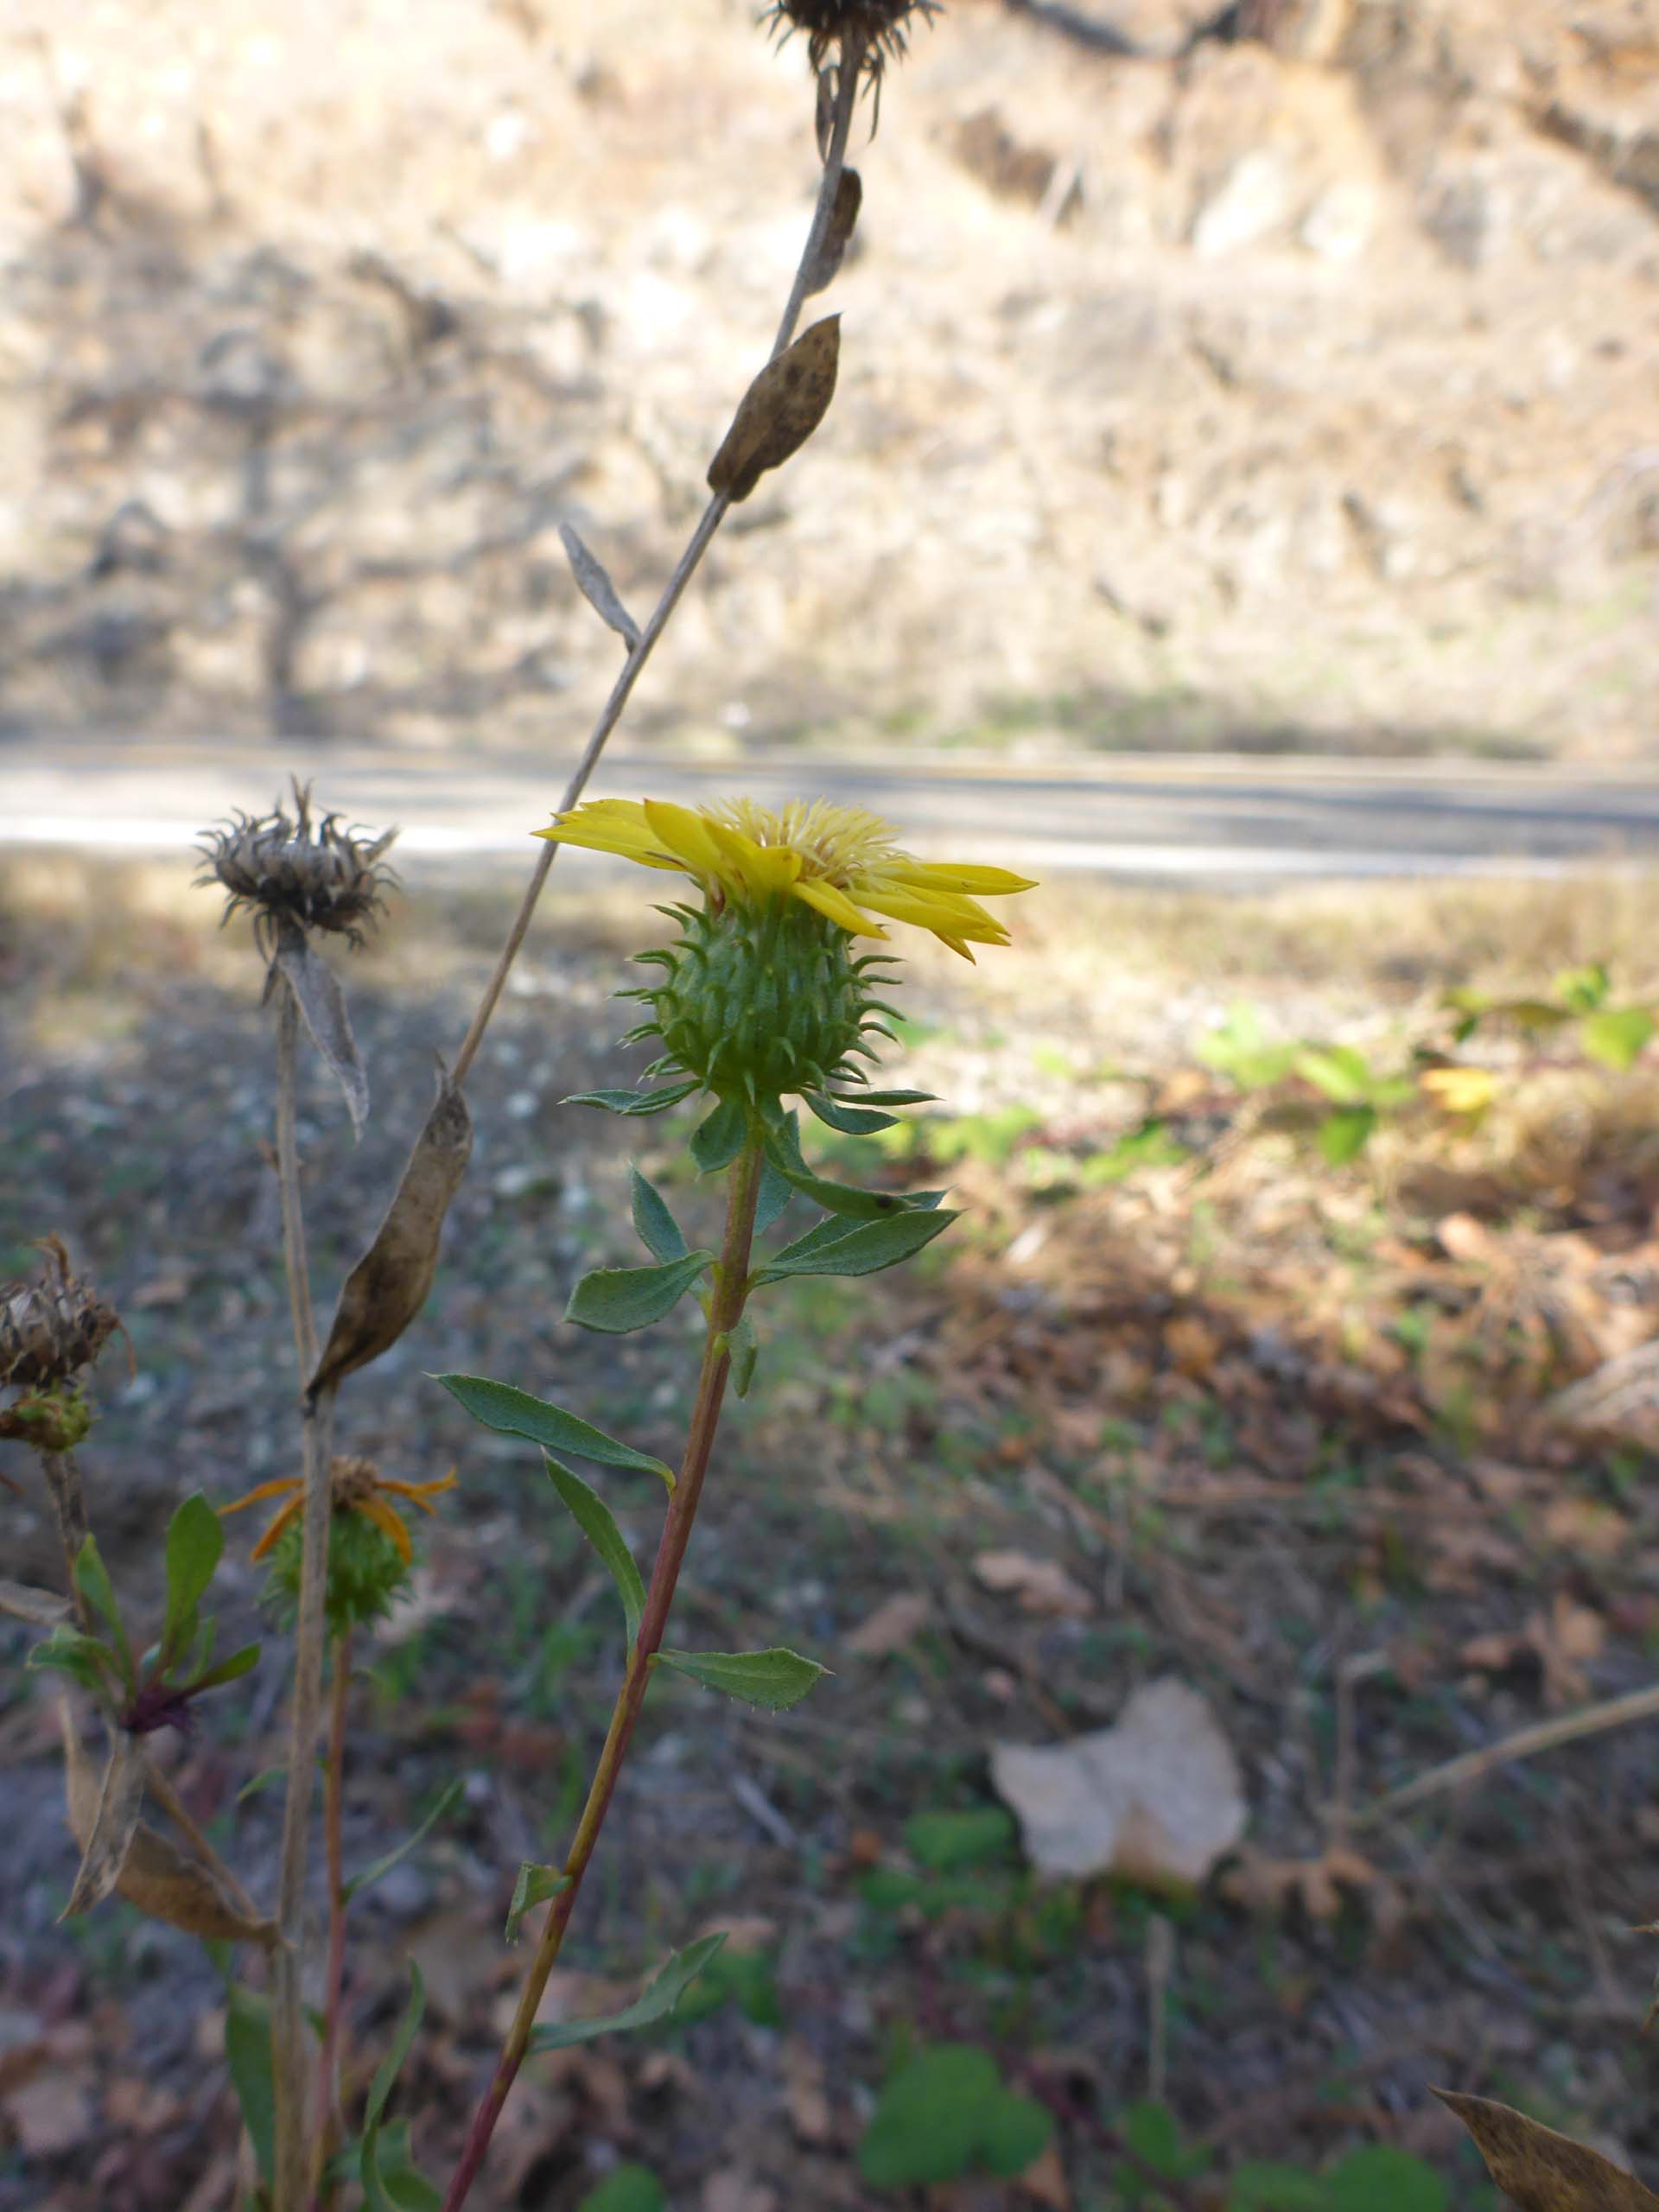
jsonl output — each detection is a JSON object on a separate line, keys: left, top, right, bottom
{"left": 1362, "top": 1681, "right": 1659, "bottom": 1824}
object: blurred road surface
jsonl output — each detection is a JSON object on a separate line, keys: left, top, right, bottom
{"left": 5, "top": 738, "right": 1659, "bottom": 884}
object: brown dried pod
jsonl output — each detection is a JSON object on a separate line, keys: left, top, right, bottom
{"left": 198, "top": 779, "right": 397, "bottom": 957}
{"left": 1434, "top": 2088, "right": 1659, "bottom": 2210}
{"left": 308, "top": 1066, "right": 474, "bottom": 1401}
{"left": 804, "top": 167, "right": 862, "bottom": 296}
{"left": 708, "top": 315, "right": 841, "bottom": 504}
{"left": 0, "top": 1237, "right": 120, "bottom": 1392}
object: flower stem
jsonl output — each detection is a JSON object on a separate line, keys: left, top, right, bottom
{"left": 440, "top": 1138, "right": 766, "bottom": 2212}
{"left": 270, "top": 975, "right": 335, "bottom": 2212}
{"left": 309, "top": 1631, "right": 353, "bottom": 2211}
{"left": 449, "top": 40, "right": 866, "bottom": 1089}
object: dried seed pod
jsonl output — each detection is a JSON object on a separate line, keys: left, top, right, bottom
{"left": 0, "top": 1238, "right": 120, "bottom": 1392}
{"left": 709, "top": 315, "right": 841, "bottom": 503}
{"left": 197, "top": 779, "right": 397, "bottom": 956}
{"left": 762, "top": 0, "right": 943, "bottom": 84}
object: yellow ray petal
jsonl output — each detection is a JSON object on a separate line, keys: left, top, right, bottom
{"left": 850, "top": 882, "right": 1010, "bottom": 941}
{"left": 353, "top": 1492, "right": 413, "bottom": 1565}
{"left": 378, "top": 1470, "right": 458, "bottom": 1517}
{"left": 641, "top": 799, "right": 731, "bottom": 883}
{"left": 249, "top": 1494, "right": 307, "bottom": 1563}
{"left": 705, "top": 818, "right": 804, "bottom": 899}
{"left": 219, "top": 1477, "right": 303, "bottom": 1519}
{"left": 882, "top": 861, "right": 1039, "bottom": 896}
{"left": 790, "top": 876, "right": 889, "bottom": 937}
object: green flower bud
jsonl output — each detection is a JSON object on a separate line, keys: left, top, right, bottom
{"left": 631, "top": 899, "right": 897, "bottom": 1109}
{"left": 260, "top": 1507, "right": 410, "bottom": 1642}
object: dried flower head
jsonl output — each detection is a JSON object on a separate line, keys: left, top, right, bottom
{"left": 0, "top": 1237, "right": 120, "bottom": 1393}
{"left": 221, "top": 1453, "right": 455, "bottom": 1637}
{"left": 198, "top": 779, "right": 397, "bottom": 956}
{"left": 762, "top": 0, "right": 942, "bottom": 86}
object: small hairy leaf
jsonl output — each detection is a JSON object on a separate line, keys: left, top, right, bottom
{"left": 654, "top": 1646, "right": 828, "bottom": 1711}
{"left": 804, "top": 1091, "right": 899, "bottom": 1135}
{"left": 564, "top": 1082, "right": 700, "bottom": 1116}
{"left": 543, "top": 1454, "right": 645, "bottom": 1648}
{"left": 559, "top": 521, "right": 642, "bottom": 651}
{"left": 505, "top": 1861, "right": 570, "bottom": 1945}
{"left": 565, "top": 1251, "right": 714, "bottom": 1335}
{"left": 629, "top": 1166, "right": 688, "bottom": 1262}
{"left": 753, "top": 1207, "right": 957, "bottom": 1283}
{"left": 527, "top": 1933, "right": 727, "bottom": 2053}
{"left": 435, "top": 1374, "right": 672, "bottom": 1483}
{"left": 858, "top": 2045, "right": 1001, "bottom": 2188}
{"left": 690, "top": 1098, "right": 748, "bottom": 1173}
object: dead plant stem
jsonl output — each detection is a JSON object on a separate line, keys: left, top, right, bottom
{"left": 449, "top": 38, "right": 866, "bottom": 1089}
{"left": 310, "top": 1631, "right": 353, "bottom": 2211}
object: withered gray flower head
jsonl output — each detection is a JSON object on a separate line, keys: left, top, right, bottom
{"left": 762, "top": 0, "right": 942, "bottom": 80}
{"left": 198, "top": 780, "right": 397, "bottom": 956}
{"left": 0, "top": 1236, "right": 120, "bottom": 1392}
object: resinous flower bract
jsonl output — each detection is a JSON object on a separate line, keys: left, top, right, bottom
{"left": 537, "top": 797, "right": 1033, "bottom": 1111}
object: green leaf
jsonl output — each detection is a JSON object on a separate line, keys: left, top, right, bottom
{"left": 372, "top": 2122, "right": 442, "bottom": 2211}
{"left": 543, "top": 1455, "right": 645, "bottom": 1648}
{"left": 26, "top": 1626, "right": 123, "bottom": 1694}
{"left": 72, "top": 1536, "right": 134, "bottom": 1691}
{"left": 1295, "top": 1045, "right": 1374, "bottom": 1106}
{"left": 804, "top": 1091, "right": 899, "bottom": 1135}
{"left": 188, "top": 1642, "right": 261, "bottom": 1694}
{"left": 859, "top": 2044, "right": 1001, "bottom": 2187}
{"left": 761, "top": 1135, "right": 920, "bottom": 1221}
{"left": 1555, "top": 961, "right": 1611, "bottom": 1014}
{"left": 844, "top": 1088, "right": 937, "bottom": 1107}
{"left": 1196, "top": 1003, "right": 1300, "bottom": 1090}
{"left": 1120, "top": 2100, "right": 1211, "bottom": 2181}
{"left": 359, "top": 1964, "right": 426, "bottom": 2212}
{"left": 435, "top": 1374, "right": 673, "bottom": 1484}
{"left": 1580, "top": 1006, "right": 1655, "bottom": 1071}
{"left": 904, "top": 1807, "right": 1016, "bottom": 1872}
{"left": 654, "top": 1646, "right": 828, "bottom": 1711}
{"left": 564, "top": 1082, "right": 700, "bottom": 1116}
{"left": 226, "top": 1983, "right": 276, "bottom": 2189}
{"left": 720, "top": 1313, "right": 759, "bottom": 1398}
{"left": 1230, "top": 2163, "right": 1332, "bottom": 2210}
{"left": 1327, "top": 2146, "right": 1447, "bottom": 2212}
{"left": 690, "top": 1097, "right": 748, "bottom": 1172}
{"left": 505, "top": 1861, "right": 570, "bottom": 1945}
{"left": 577, "top": 2164, "right": 666, "bottom": 2212}
{"left": 980, "top": 2091, "right": 1052, "bottom": 2179}
{"left": 344, "top": 1781, "right": 463, "bottom": 1904}
{"left": 527, "top": 1932, "right": 728, "bottom": 2053}
{"left": 629, "top": 1166, "right": 687, "bottom": 1262}
{"left": 753, "top": 1206, "right": 957, "bottom": 1282}
{"left": 161, "top": 1492, "right": 223, "bottom": 1668}
{"left": 566, "top": 1251, "right": 715, "bottom": 1335}
{"left": 753, "top": 1151, "right": 795, "bottom": 1236}
{"left": 1317, "top": 1105, "right": 1376, "bottom": 1164}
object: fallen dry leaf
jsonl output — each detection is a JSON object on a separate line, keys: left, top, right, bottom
{"left": 1435, "top": 2088, "right": 1659, "bottom": 2209}
{"left": 974, "top": 1551, "right": 1093, "bottom": 1618}
{"left": 1163, "top": 1313, "right": 1224, "bottom": 1377}
{"left": 845, "top": 1590, "right": 935, "bottom": 1658}
{"left": 1541, "top": 1497, "right": 1629, "bottom": 1560}
{"left": 61, "top": 1706, "right": 276, "bottom": 1948}
{"left": 702, "top": 2171, "right": 778, "bottom": 2212}
{"left": 3, "top": 2069, "right": 92, "bottom": 2158}
{"left": 1018, "top": 2140, "right": 1073, "bottom": 2210}
{"left": 1548, "top": 1341, "right": 1659, "bottom": 1451}
{"left": 61, "top": 1728, "right": 146, "bottom": 1919}
{"left": 783, "top": 2037, "right": 833, "bottom": 2145}
{"left": 992, "top": 1678, "right": 1245, "bottom": 1885}
{"left": 1222, "top": 1843, "right": 1383, "bottom": 1923}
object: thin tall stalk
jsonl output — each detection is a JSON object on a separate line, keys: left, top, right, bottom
{"left": 440, "top": 1139, "right": 766, "bottom": 2211}
{"left": 451, "top": 39, "right": 867, "bottom": 1088}
{"left": 309, "top": 1631, "right": 353, "bottom": 2211}
{"left": 270, "top": 976, "right": 334, "bottom": 2211}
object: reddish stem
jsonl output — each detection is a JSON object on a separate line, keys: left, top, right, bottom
{"left": 440, "top": 1140, "right": 765, "bottom": 2211}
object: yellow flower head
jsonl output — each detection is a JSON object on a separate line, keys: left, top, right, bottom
{"left": 221, "top": 1455, "right": 456, "bottom": 1565}
{"left": 537, "top": 796, "right": 1035, "bottom": 963}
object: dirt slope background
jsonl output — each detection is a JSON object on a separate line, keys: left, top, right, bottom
{"left": 0, "top": 0, "right": 1655, "bottom": 761}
